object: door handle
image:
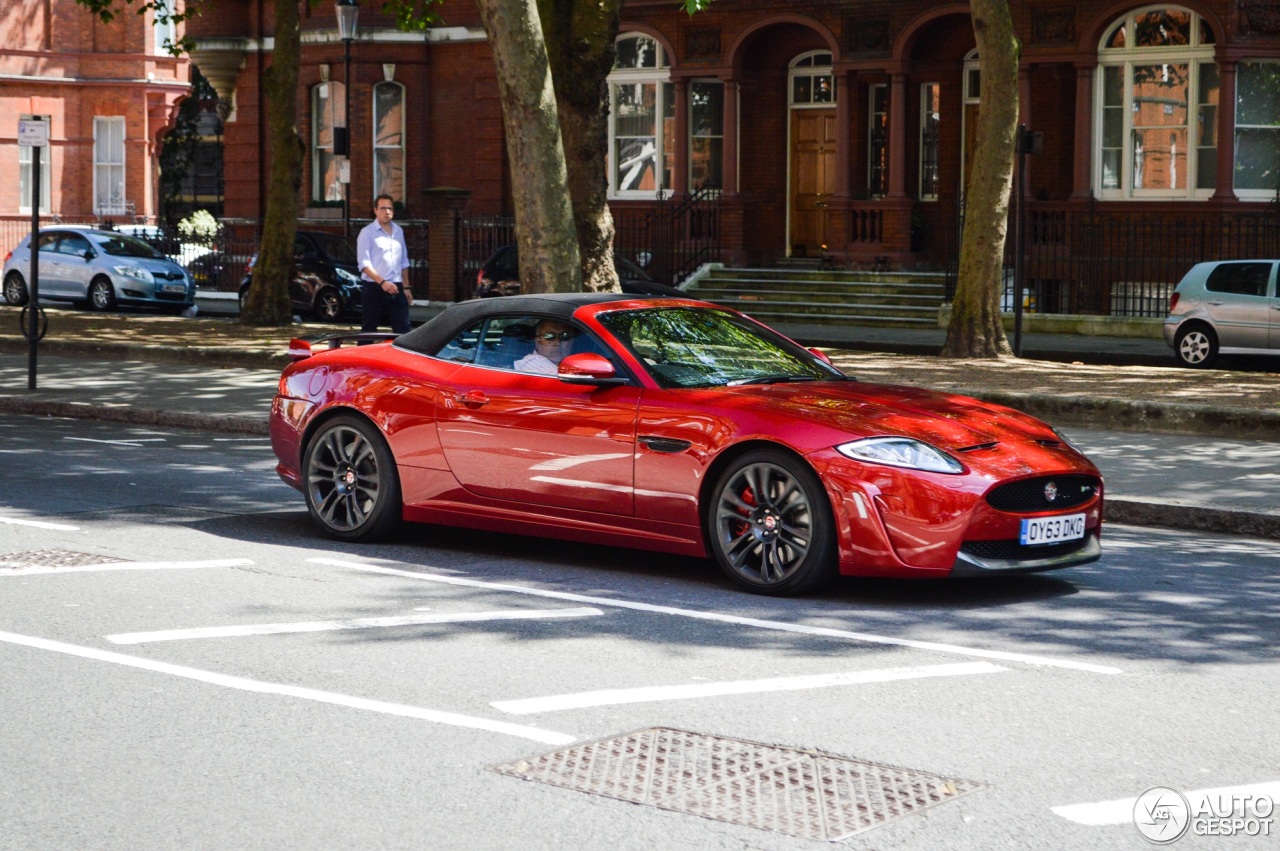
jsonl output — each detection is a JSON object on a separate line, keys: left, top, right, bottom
{"left": 1206, "top": 300, "right": 1224, "bottom": 306}
{"left": 455, "top": 390, "right": 489, "bottom": 407}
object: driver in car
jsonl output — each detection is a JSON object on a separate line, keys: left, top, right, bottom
{"left": 514, "top": 319, "right": 576, "bottom": 374}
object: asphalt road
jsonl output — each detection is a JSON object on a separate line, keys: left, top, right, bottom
{"left": 1, "top": 416, "right": 1277, "bottom": 850}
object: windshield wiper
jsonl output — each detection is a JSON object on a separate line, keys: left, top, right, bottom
{"left": 726, "top": 374, "right": 821, "bottom": 386}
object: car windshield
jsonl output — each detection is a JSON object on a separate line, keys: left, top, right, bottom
{"left": 95, "top": 234, "right": 164, "bottom": 259}
{"left": 598, "top": 306, "right": 845, "bottom": 389}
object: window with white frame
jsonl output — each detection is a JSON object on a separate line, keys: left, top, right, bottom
{"left": 152, "top": 0, "right": 177, "bottom": 54}
{"left": 93, "top": 116, "right": 126, "bottom": 216}
{"left": 608, "top": 34, "right": 673, "bottom": 197}
{"left": 18, "top": 115, "right": 51, "bottom": 214}
{"left": 373, "top": 81, "right": 405, "bottom": 202}
{"left": 790, "top": 52, "right": 834, "bottom": 106}
{"left": 1095, "top": 5, "right": 1217, "bottom": 198}
{"left": 919, "top": 83, "right": 940, "bottom": 200}
{"left": 1235, "top": 61, "right": 1280, "bottom": 198}
{"left": 867, "top": 84, "right": 888, "bottom": 198}
{"left": 689, "top": 80, "right": 723, "bottom": 191}
{"left": 311, "top": 82, "right": 345, "bottom": 202}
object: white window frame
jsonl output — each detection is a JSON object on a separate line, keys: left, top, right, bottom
{"left": 688, "top": 79, "right": 723, "bottom": 192}
{"left": 1234, "top": 60, "right": 1280, "bottom": 201}
{"left": 152, "top": 0, "right": 177, "bottom": 55}
{"left": 1094, "top": 5, "right": 1216, "bottom": 200}
{"left": 789, "top": 51, "right": 835, "bottom": 108}
{"left": 311, "top": 81, "right": 344, "bottom": 203}
{"left": 607, "top": 33, "right": 671, "bottom": 199}
{"left": 93, "top": 116, "right": 126, "bottom": 217}
{"left": 18, "top": 114, "right": 52, "bottom": 215}
{"left": 919, "top": 82, "right": 941, "bottom": 201}
{"left": 372, "top": 81, "right": 405, "bottom": 203}
{"left": 866, "top": 84, "right": 888, "bottom": 198}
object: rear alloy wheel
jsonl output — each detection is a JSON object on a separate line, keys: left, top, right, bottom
{"left": 3, "top": 272, "right": 28, "bottom": 306}
{"left": 313, "top": 288, "right": 342, "bottom": 322}
{"left": 709, "top": 450, "right": 837, "bottom": 596}
{"left": 1175, "top": 324, "right": 1218, "bottom": 368}
{"left": 89, "top": 277, "right": 117, "bottom": 312}
{"left": 303, "top": 414, "right": 402, "bottom": 542}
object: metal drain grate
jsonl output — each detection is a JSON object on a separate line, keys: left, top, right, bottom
{"left": 0, "top": 549, "right": 128, "bottom": 570}
{"left": 492, "top": 727, "right": 982, "bottom": 841}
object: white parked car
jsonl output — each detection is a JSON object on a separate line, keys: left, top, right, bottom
{"left": 1163, "top": 260, "right": 1280, "bottom": 368}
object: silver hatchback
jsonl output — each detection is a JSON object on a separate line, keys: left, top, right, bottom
{"left": 1163, "top": 260, "right": 1280, "bottom": 368}
{"left": 2, "top": 227, "right": 194, "bottom": 313}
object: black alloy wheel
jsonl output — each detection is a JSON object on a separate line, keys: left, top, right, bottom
{"left": 1175, "top": 324, "right": 1218, "bottom": 368}
{"left": 88, "top": 277, "right": 117, "bottom": 312}
{"left": 3, "top": 272, "right": 28, "bottom": 306}
{"left": 709, "top": 449, "right": 837, "bottom": 595}
{"left": 303, "top": 414, "right": 402, "bottom": 542}
{"left": 313, "top": 287, "right": 343, "bottom": 322}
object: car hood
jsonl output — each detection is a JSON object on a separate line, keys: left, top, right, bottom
{"left": 711, "top": 380, "right": 1084, "bottom": 469}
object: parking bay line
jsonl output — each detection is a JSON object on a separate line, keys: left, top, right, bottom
{"left": 106, "top": 607, "right": 603, "bottom": 644}
{"left": 314, "top": 558, "right": 1123, "bottom": 676}
{"left": 0, "top": 630, "right": 576, "bottom": 746}
{"left": 1053, "top": 781, "right": 1280, "bottom": 825}
{"left": 492, "top": 661, "right": 1007, "bottom": 715}
{"left": 0, "top": 517, "right": 80, "bottom": 531}
{"left": 1, "top": 559, "right": 253, "bottom": 577}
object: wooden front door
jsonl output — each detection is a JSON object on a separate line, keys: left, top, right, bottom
{"left": 790, "top": 109, "right": 837, "bottom": 257}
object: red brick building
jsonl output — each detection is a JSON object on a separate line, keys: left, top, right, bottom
{"left": 0, "top": 0, "right": 189, "bottom": 226}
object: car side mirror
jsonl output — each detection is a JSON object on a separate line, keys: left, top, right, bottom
{"left": 807, "top": 347, "right": 832, "bottom": 365}
{"left": 83, "top": 249, "right": 96, "bottom": 261}
{"left": 558, "top": 353, "right": 628, "bottom": 386}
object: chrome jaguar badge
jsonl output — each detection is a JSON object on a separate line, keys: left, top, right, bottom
{"left": 1044, "top": 481, "right": 1058, "bottom": 502}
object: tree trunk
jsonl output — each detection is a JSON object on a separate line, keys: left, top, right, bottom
{"left": 539, "top": 0, "right": 622, "bottom": 293}
{"left": 240, "top": 0, "right": 302, "bottom": 326}
{"left": 476, "top": 0, "right": 581, "bottom": 293}
{"left": 940, "top": 0, "right": 1018, "bottom": 358}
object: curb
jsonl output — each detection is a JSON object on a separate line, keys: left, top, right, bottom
{"left": 0, "top": 338, "right": 290, "bottom": 370}
{"left": 0, "top": 397, "right": 268, "bottom": 435}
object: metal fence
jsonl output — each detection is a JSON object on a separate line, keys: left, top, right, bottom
{"left": 457, "top": 191, "right": 723, "bottom": 301}
{"left": 944, "top": 200, "right": 1280, "bottom": 317}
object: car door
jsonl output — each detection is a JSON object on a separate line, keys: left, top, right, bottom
{"left": 1201, "top": 261, "right": 1273, "bottom": 350}
{"left": 434, "top": 315, "right": 641, "bottom": 516}
{"left": 33, "top": 232, "right": 67, "bottom": 298}
{"left": 55, "top": 232, "right": 96, "bottom": 300}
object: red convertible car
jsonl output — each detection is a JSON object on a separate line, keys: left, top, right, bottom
{"left": 270, "top": 294, "right": 1103, "bottom": 595}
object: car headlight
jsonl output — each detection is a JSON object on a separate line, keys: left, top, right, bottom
{"left": 836, "top": 436, "right": 965, "bottom": 474}
{"left": 1053, "top": 427, "right": 1087, "bottom": 455}
{"left": 335, "top": 267, "right": 359, "bottom": 285}
{"left": 113, "top": 265, "right": 153, "bottom": 282}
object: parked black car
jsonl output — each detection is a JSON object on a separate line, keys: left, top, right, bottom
{"left": 475, "top": 245, "right": 684, "bottom": 298}
{"left": 239, "top": 230, "right": 363, "bottom": 322}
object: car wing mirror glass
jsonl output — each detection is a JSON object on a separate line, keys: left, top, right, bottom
{"left": 558, "top": 353, "right": 628, "bottom": 386}
{"left": 807, "top": 347, "right": 832, "bottom": 365}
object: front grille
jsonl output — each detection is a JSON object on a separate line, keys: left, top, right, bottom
{"left": 985, "top": 475, "right": 1098, "bottom": 512}
{"left": 155, "top": 291, "right": 187, "bottom": 301}
{"left": 960, "top": 535, "right": 1093, "bottom": 561}
{"left": 153, "top": 270, "right": 184, "bottom": 281}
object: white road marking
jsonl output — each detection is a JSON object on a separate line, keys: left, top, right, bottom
{"left": 0, "top": 630, "right": 576, "bottom": 746}
{"left": 1053, "top": 781, "right": 1280, "bottom": 825}
{"left": 492, "top": 661, "right": 1007, "bottom": 715}
{"left": 311, "top": 558, "right": 1124, "bottom": 675}
{"left": 0, "top": 517, "right": 80, "bottom": 531}
{"left": 0, "top": 559, "right": 252, "bottom": 577}
{"left": 64, "top": 437, "right": 167, "bottom": 446}
{"left": 106, "top": 607, "right": 604, "bottom": 644}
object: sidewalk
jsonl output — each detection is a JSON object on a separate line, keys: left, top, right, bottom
{"left": 4, "top": 304, "right": 1280, "bottom": 541}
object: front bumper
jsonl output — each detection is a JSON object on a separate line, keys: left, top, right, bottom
{"left": 949, "top": 531, "right": 1102, "bottom": 576}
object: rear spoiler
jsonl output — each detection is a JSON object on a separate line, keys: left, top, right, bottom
{"left": 287, "top": 332, "right": 399, "bottom": 362}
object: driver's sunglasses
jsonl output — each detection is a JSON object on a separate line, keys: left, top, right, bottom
{"left": 538, "top": 331, "right": 575, "bottom": 342}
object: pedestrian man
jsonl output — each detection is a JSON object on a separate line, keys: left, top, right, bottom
{"left": 357, "top": 194, "right": 412, "bottom": 334}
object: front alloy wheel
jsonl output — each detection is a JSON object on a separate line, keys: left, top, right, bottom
{"left": 303, "top": 414, "right": 402, "bottom": 541}
{"left": 709, "top": 450, "right": 836, "bottom": 596}
{"left": 3, "top": 272, "right": 28, "bottom": 306}
{"left": 313, "top": 288, "right": 342, "bottom": 322}
{"left": 89, "top": 278, "right": 116, "bottom": 312}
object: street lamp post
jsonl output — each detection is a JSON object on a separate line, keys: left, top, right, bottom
{"left": 335, "top": 0, "right": 359, "bottom": 239}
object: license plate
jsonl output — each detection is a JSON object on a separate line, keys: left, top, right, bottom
{"left": 160, "top": 283, "right": 187, "bottom": 294}
{"left": 1020, "top": 513, "right": 1086, "bottom": 546}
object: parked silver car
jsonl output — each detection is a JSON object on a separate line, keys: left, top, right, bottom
{"left": 1163, "top": 260, "right": 1280, "bottom": 368}
{"left": 2, "top": 227, "right": 194, "bottom": 313}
